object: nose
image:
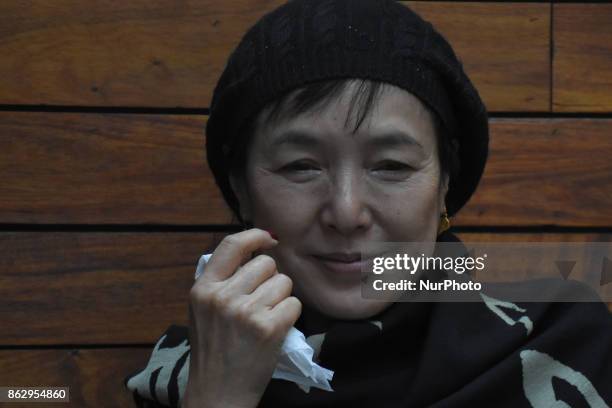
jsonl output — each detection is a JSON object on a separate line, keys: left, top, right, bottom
{"left": 320, "top": 169, "right": 372, "bottom": 235}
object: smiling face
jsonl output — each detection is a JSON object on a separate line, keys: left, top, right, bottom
{"left": 230, "top": 80, "right": 448, "bottom": 319}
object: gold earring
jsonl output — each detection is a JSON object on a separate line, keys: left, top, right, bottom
{"left": 437, "top": 211, "right": 450, "bottom": 235}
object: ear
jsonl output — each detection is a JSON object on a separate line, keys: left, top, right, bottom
{"left": 229, "top": 172, "right": 252, "bottom": 222}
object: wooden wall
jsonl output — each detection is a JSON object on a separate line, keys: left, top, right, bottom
{"left": 0, "top": 1, "right": 611, "bottom": 406}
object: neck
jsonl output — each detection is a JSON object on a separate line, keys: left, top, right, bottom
{"left": 295, "top": 301, "right": 340, "bottom": 335}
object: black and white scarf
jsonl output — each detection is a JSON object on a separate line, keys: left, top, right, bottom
{"left": 124, "top": 232, "right": 612, "bottom": 407}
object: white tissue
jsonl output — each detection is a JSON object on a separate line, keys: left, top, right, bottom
{"left": 194, "top": 253, "right": 334, "bottom": 392}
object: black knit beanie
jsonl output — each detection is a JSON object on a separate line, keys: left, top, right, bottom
{"left": 206, "top": 0, "right": 489, "bottom": 219}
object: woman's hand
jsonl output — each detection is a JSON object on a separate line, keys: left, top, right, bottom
{"left": 183, "top": 228, "right": 302, "bottom": 408}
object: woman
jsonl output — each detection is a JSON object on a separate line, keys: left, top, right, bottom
{"left": 125, "top": 1, "right": 612, "bottom": 407}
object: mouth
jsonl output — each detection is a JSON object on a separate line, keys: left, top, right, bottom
{"left": 312, "top": 253, "right": 373, "bottom": 276}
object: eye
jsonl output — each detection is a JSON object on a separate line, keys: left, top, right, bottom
{"left": 373, "top": 161, "right": 413, "bottom": 172}
{"left": 280, "top": 160, "right": 320, "bottom": 172}
{"left": 371, "top": 161, "right": 415, "bottom": 181}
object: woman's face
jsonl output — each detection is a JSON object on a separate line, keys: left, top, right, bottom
{"left": 231, "top": 80, "right": 448, "bottom": 319}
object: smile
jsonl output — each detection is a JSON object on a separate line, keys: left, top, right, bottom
{"left": 312, "top": 255, "right": 373, "bottom": 275}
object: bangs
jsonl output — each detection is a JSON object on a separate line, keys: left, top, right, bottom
{"left": 259, "top": 79, "right": 386, "bottom": 135}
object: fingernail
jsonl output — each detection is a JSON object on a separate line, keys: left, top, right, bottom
{"left": 265, "top": 230, "right": 279, "bottom": 241}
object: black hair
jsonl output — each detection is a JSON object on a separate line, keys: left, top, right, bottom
{"left": 227, "top": 78, "right": 460, "bottom": 225}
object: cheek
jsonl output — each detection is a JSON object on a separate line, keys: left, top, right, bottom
{"left": 247, "top": 170, "right": 319, "bottom": 229}
{"left": 376, "top": 172, "right": 442, "bottom": 237}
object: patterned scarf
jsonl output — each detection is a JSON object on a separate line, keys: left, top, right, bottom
{"left": 124, "top": 232, "right": 612, "bottom": 407}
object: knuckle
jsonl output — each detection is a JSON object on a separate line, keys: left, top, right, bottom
{"left": 289, "top": 296, "right": 302, "bottom": 310}
{"left": 189, "top": 284, "right": 212, "bottom": 305}
{"left": 250, "top": 319, "right": 278, "bottom": 341}
{"left": 252, "top": 254, "right": 277, "bottom": 270}
{"left": 190, "top": 285, "right": 229, "bottom": 313}
{"left": 230, "top": 300, "right": 253, "bottom": 321}
{"left": 286, "top": 296, "right": 302, "bottom": 317}
{"left": 210, "top": 289, "right": 233, "bottom": 310}
{"left": 275, "top": 273, "right": 293, "bottom": 290}
{"left": 220, "top": 234, "right": 240, "bottom": 249}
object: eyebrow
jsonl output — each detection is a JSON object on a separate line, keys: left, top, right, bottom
{"left": 270, "top": 130, "right": 320, "bottom": 148}
{"left": 365, "top": 130, "right": 423, "bottom": 149}
{"left": 270, "top": 129, "right": 423, "bottom": 149}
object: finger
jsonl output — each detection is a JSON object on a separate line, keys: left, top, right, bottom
{"left": 248, "top": 273, "right": 293, "bottom": 308}
{"left": 200, "top": 228, "right": 278, "bottom": 282}
{"left": 223, "top": 254, "right": 278, "bottom": 295}
{"left": 265, "top": 296, "right": 302, "bottom": 330}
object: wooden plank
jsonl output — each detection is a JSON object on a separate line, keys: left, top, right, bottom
{"left": 0, "top": 231, "right": 221, "bottom": 345}
{"left": 2, "top": 114, "right": 610, "bottom": 227}
{"left": 456, "top": 232, "right": 612, "bottom": 243}
{"left": 455, "top": 118, "right": 612, "bottom": 227}
{"left": 0, "top": 348, "right": 151, "bottom": 407}
{"left": 408, "top": 2, "right": 550, "bottom": 112}
{"left": 458, "top": 232, "right": 612, "bottom": 312}
{"left": 0, "top": 112, "right": 233, "bottom": 225}
{"left": 0, "top": 1, "right": 549, "bottom": 111}
{"left": 0, "top": 231, "right": 609, "bottom": 347}
{"left": 0, "top": 0, "right": 285, "bottom": 108}
{"left": 553, "top": 4, "right": 612, "bottom": 112}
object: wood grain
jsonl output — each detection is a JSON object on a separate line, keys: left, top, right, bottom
{"left": 0, "top": 2, "right": 609, "bottom": 405}
{"left": 408, "top": 2, "right": 550, "bottom": 112}
{"left": 0, "top": 231, "right": 223, "bottom": 345}
{"left": 1, "top": 113, "right": 610, "bottom": 227}
{"left": 0, "top": 1, "right": 549, "bottom": 111}
{"left": 553, "top": 4, "right": 612, "bottom": 112}
{"left": 0, "top": 112, "right": 233, "bottom": 225}
{"left": 0, "top": 231, "right": 609, "bottom": 347}
{"left": 454, "top": 118, "right": 612, "bottom": 227}
{"left": 0, "top": 348, "right": 152, "bottom": 407}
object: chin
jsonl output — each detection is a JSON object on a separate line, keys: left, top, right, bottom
{"left": 303, "top": 288, "right": 394, "bottom": 320}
